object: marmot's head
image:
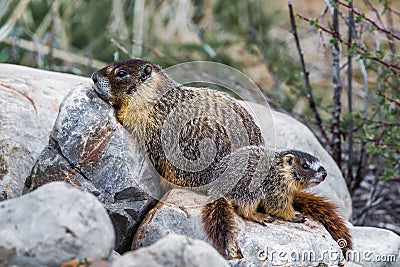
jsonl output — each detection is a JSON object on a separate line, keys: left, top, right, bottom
{"left": 279, "top": 150, "right": 327, "bottom": 189}
{"left": 91, "top": 59, "right": 167, "bottom": 120}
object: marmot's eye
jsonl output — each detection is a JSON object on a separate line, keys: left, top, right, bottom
{"left": 143, "top": 65, "right": 152, "bottom": 75}
{"left": 140, "top": 65, "right": 152, "bottom": 81}
{"left": 302, "top": 163, "right": 310, "bottom": 169}
{"left": 116, "top": 70, "right": 128, "bottom": 78}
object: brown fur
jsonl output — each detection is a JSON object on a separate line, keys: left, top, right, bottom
{"left": 92, "top": 59, "right": 352, "bottom": 259}
{"left": 293, "top": 192, "right": 353, "bottom": 256}
{"left": 201, "top": 197, "right": 242, "bottom": 259}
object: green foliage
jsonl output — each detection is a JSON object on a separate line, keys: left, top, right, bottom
{"left": 0, "top": 48, "right": 9, "bottom": 62}
{"left": 295, "top": 0, "right": 400, "bottom": 183}
{"left": 309, "top": 18, "right": 319, "bottom": 27}
{"left": 355, "top": 13, "right": 366, "bottom": 24}
{"left": 329, "top": 37, "right": 339, "bottom": 46}
{"left": 343, "top": 69, "right": 400, "bottom": 182}
{"left": 331, "top": 1, "right": 339, "bottom": 8}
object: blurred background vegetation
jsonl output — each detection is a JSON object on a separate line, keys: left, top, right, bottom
{"left": 0, "top": 0, "right": 399, "bottom": 234}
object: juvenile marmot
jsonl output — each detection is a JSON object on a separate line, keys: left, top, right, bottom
{"left": 91, "top": 59, "right": 352, "bottom": 259}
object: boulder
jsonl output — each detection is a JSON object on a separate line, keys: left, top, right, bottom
{"left": 0, "top": 64, "right": 87, "bottom": 200}
{"left": 113, "top": 234, "right": 229, "bottom": 267}
{"left": 349, "top": 226, "right": 400, "bottom": 267}
{"left": 26, "top": 85, "right": 160, "bottom": 253}
{"left": 0, "top": 248, "right": 48, "bottom": 267}
{"left": 0, "top": 139, "right": 34, "bottom": 200}
{"left": 0, "top": 64, "right": 88, "bottom": 158}
{"left": 133, "top": 189, "right": 346, "bottom": 267}
{"left": 0, "top": 182, "right": 114, "bottom": 267}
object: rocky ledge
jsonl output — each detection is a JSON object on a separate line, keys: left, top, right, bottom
{"left": 0, "top": 64, "right": 399, "bottom": 267}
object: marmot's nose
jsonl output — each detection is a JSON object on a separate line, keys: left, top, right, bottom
{"left": 318, "top": 166, "right": 327, "bottom": 179}
{"left": 91, "top": 72, "right": 98, "bottom": 83}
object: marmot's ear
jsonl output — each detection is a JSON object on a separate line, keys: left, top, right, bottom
{"left": 140, "top": 64, "right": 152, "bottom": 81}
{"left": 283, "top": 154, "right": 295, "bottom": 166}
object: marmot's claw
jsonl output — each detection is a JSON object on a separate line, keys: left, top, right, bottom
{"left": 290, "top": 213, "right": 306, "bottom": 223}
{"left": 261, "top": 217, "right": 274, "bottom": 225}
{"left": 291, "top": 217, "right": 306, "bottom": 223}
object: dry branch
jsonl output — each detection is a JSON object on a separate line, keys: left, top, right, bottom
{"left": 296, "top": 13, "right": 400, "bottom": 76}
{"left": 347, "top": 0, "right": 354, "bottom": 184}
{"left": 331, "top": 0, "right": 343, "bottom": 168}
{"left": 288, "top": 2, "right": 330, "bottom": 146}
{"left": 339, "top": 1, "right": 400, "bottom": 41}
{"left": 0, "top": 0, "right": 30, "bottom": 41}
{"left": 132, "top": 0, "right": 145, "bottom": 57}
{"left": 1, "top": 37, "right": 106, "bottom": 70}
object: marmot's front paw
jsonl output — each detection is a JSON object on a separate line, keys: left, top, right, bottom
{"left": 249, "top": 212, "right": 275, "bottom": 226}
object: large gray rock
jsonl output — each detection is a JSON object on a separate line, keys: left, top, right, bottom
{"left": 113, "top": 233, "right": 229, "bottom": 267}
{"left": 0, "top": 64, "right": 88, "bottom": 200}
{"left": 0, "top": 247, "right": 48, "bottom": 267}
{"left": 133, "top": 189, "right": 345, "bottom": 267}
{"left": 0, "top": 64, "right": 88, "bottom": 158}
{"left": 26, "top": 85, "right": 160, "bottom": 253}
{"left": 349, "top": 226, "right": 400, "bottom": 267}
{"left": 0, "top": 139, "right": 34, "bottom": 200}
{"left": 0, "top": 182, "right": 114, "bottom": 267}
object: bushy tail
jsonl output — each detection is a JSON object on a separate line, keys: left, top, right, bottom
{"left": 293, "top": 192, "right": 353, "bottom": 256}
{"left": 201, "top": 197, "right": 242, "bottom": 259}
